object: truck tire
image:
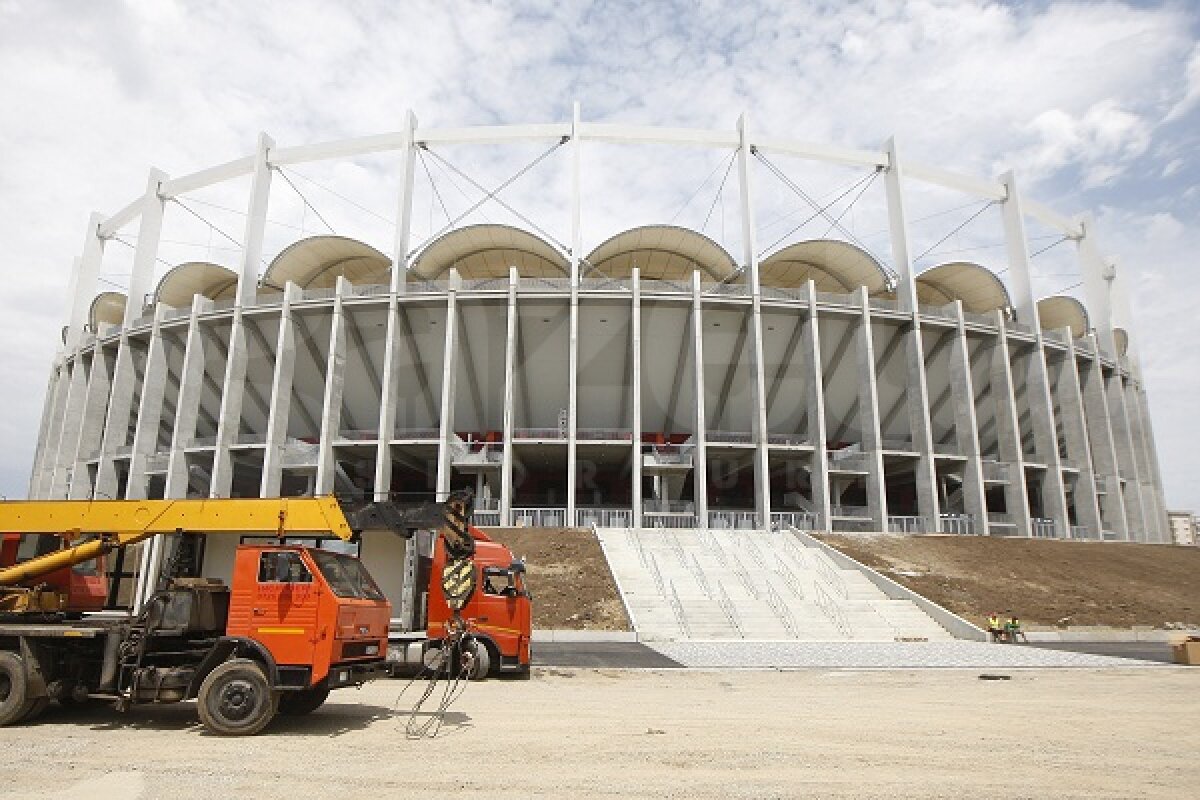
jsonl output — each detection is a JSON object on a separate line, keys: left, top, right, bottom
{"left": 20, "top": 696, "right": 50, "bottom": 722}
{"left": 0, "top": 652, "right": 31, "bottom": 726}
{"left": 197, "top": 659, "right": 277, "bottom": 736}
{"left": 467, "top": 639, "right": 491, "bottom": 681}
{"left": 277, "top": 686, "right": 330, "bottom": 716}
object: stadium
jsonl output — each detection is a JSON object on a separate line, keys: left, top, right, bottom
{"left": 29, "top": 113, "right": 1168, "bottom": 558}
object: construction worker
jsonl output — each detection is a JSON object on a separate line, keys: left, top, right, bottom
{"left": 987, "top": 612, "right": 1005, "bottom": 642}
{"left": 1005, "top": 611, "right": 1027, "bottom": 643}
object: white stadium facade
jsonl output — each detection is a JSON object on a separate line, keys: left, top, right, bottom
{"left": 29, "top": 112, "right": 1168, "bottom": 546}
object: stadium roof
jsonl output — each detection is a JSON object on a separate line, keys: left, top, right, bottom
{"left": 915, "top": 261, "right": 1011, "bottom": 314}
{"left": 262, "top": 235, "right": 390, "bottom": 291}
{"left": 88, "top": 291, "right": 126, "bottom": 331}
{"left": 411, "top": 224, "right": 569, "bottom": 280}
{"left": 1036, "top": 295, "right": 1089, "bottom": 338}
{"left": 759, "top": 239, "right": 891, "bottom": 294}
{"left": 154, "top": 261, "right": 238, "bottom": 308}
{"left": 585, "top": 225, "right": 736, "bottom": 282}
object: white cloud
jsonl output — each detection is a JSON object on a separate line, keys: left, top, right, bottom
{"left": 0, "top": 0, "right": 1198, "bottom": 509}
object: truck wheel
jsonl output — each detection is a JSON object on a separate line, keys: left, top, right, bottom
{"left": 277, "top": 686, "right": 330, "bottom": 716}
{"left": 197, "top": 659, "right": 277, "bottom": 736}
{"left": 20, "top": 697, "right": 50, "bottom": 722}
{"left": 467, "top": 640, "right": 491, "bottom": 681}
{"left": 0, "top": 652, "right": 31, "bottom": 726}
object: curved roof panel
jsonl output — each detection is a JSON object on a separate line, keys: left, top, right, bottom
{"left": 89, "top": 291, "right": 127, "bottom": 331}
{"left": 915, "top": 261, "right": 1011, "bottom": 314}
{"left": 154, "top": 262, "right": 238, "bottom": 309}
{"left": 411, "top": 224, "right": 568, "bottom": 280}
{"left": 262, "top": 236, "right": 391, "bottom": 291}
{"left": 760, "top": 239, "right": 891, "bottom": 294}
{"left": 1114, "top": 327, "right": 1129, "bottom": 356}
{"left": 1036, "top": 295, "right": 1089, "bottom": 338}
{"left": 585, "top": 225, "right": 736, "bottom": 282}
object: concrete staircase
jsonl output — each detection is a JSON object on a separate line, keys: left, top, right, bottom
{"left": 595, "top": 528, "right": 956, "bottom": 642}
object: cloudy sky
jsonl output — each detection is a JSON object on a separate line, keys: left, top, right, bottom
{"left": 1, "top": 0, "right": 1197, "bottom": 510}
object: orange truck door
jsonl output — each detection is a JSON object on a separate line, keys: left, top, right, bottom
{"left": 247, "top": 549, "right": 321, "bottom": 666}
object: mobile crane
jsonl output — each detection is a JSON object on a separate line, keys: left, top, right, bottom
{"left": 0, "top": 491, "right": 502, "bottom": 735}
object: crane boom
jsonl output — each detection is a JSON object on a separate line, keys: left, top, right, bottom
{"left": 0, "top": 497, "right": 353, "bottom": 588}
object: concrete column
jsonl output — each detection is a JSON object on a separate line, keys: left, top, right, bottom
{"left": 68, "top": 348, "right": 113, "bottom": 500}
{"left": 882, "top": 138, "right": 940, "bottom": 528}
{"left": 1106, "top": 370, "right": 1147, "bottom": 540}
{"left": 1122, "top": 379, "right": 1160, "bottom": 541}
{"left": 1056, "top": 333, "right": 1103, "bottom": 537}
{"left": 29, "top": 361, "right": 65, "bottom": 498}
{"left": 261, "top": 284, "right": 302, "bottom": 496}
{"left": 802, "top": 281, "right": 832, "bottom": 530}
{"left": 691, "top": 271, "right": 709, "bottom": 527}
{"left": 631, "top": 268, "right": 644, "bottom": 529}
{"left": 1132, "top": 385, "right": 1169, "bottom": 542}
{"left": 373, "top": 110, "right": 420, "bottom": 499}
{"left": 66, "top": 213, "right": 105, "bottom": 350}
{"left": 125, "top": 306, "right": 171, "bottom": 500}
{"left": 124, "top": 169, "right": 169, "bottom": 327}
{"left": 736, "top": 113, "right": 772, "bottom": 526}
{"left": 93, "top": 334, "right": 138, "bottom": 500}
{"left": 1000, "top": 172, "right": 1070, "bottom": 537}
{"left": 209, "top": 309, "right": 249, "bottom": 498}
{"left": 566, "top": 103, "right": 583, "bottom": 525}
{"left": 948, "top": 302, "right": 988, "bottom": 533}
{"left": 165, "top": 296, "right": 212, "bottom": 499}
{"left": 854, "top": 289, "right": 888, "bottom": 531}
{"left": 434, "top": 271, "right": 461, "bottom": 497}
{"left": 237, "top": 133, "right": 275, "bottom": 306}
{"left": 500, "top": 269, "right": 519, "bottom": 524}
{"left": 1076, "top": 340, "right": 1128, "bottom": 539}
{"left": 48, "top": 355, "right": 90, "bottom": 498}
{"left": 315, "top": 278, "right": 350, "bottom": 495}
{"left": 990, "top": 316, "right": 1032, "bottom": 537}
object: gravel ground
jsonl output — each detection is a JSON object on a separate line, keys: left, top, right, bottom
{"left": 1, "top": 668, "right": 1197, "bottom": 799}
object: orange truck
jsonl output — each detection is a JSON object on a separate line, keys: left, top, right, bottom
{"left": 0, "top": 492, "right": 529, "bottom": 735}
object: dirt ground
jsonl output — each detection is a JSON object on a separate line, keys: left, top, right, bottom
{"left": 484, "top": 527, "right": 630, "bottom": 630}
{"left": 817, "top": 534, "right": 1200, "bottom": 629}
{"left": 1, "top": 668, "right": 1196, "bottom": 799}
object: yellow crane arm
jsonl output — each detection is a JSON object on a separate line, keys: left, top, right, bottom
{"left": 0, "top": 497, "right": 353, "bottom": 587}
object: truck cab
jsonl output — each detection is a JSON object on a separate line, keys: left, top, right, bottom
{"left": 425, "top": 536, "right": 532, "bottom": 677}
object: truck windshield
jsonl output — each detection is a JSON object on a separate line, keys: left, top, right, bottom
{"left": 310, "top": 551, "right": 386, "bottom": 601}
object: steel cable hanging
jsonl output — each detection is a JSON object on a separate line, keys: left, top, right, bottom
{"left": 417, "top": 147, "right": 455, "bottom": 228}
{"left": 757, "top": 168, "right": 878, "bottom": 258}
{"left": 413, "top": 139, "right": 570, "bottom": 259}
{"left": 275, "top": 166, "right": 337, "bottom": 235}
{"left": 700, "top": 151, "right": 738, "bottom": 235}
{"left": 423, "top": 147, "right": 493, "bottom": 225}
{"left": 282, "top": 168, "right": 396, "bottom": 226}
{"left": 752, "top": 149, "right": 886, "bottom": 265}
{"left": 669, "top": 150, "right": 738, "bottom": 225}
{"left": 171, "top": 198, "right": 244, "bottom": 251}
{"left": 912, "top": 200, "right": 996, "bottom": 263}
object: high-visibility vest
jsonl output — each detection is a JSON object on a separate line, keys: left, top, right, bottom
{"left": 1006, "top": 618, "right": 1019, "bottom": 629}
{"left": 988, "top": 616, "right": 1000, "bottom": 629}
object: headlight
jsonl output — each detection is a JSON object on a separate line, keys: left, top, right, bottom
{"left": 365, "top": 644, "right": 379, "bottom": 655}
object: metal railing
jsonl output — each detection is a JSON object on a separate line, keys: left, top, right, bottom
{"left": 667, "top": 580, "right": 691, "bottom": 638}
{"left": 715, "top": 582, "right": 744, "bottom": 638}
{"left": 579, "top": 277, "right": 631, "bottom": 292}
{"left": 576, "top": 428, "right": 633, "bottom": 441}
{"left": 728, "top": 554, "right": 760, "bottom": 599}
{"left": 707, "top": 510, "right": 759, "bottom": 529}
{"left": 393, "top": 427, "right": 440, "bottom": 440}
{"left": 688, "top": 553, "right": 713, "bottom": 598}
{"left": 939, "top": 513, "right": 977, "bottom": 535}
{"left": 815, "top": 290, "right": 853, "bottom": 306}
{"left": 474, "top": 511, "right": 501, "bottom": 526}
{"left": 404, "top": 279, "right": 448, "bottom": 294}
{"left": 761, "top": 286, "right": 808, "bottom": 302}
{"left": 703, "top": 283, "right": 750, "bottom": 297}
{"left": 1032, "top": 518, "right": 1058, "bottom": 539}
{"left": 513, "top": 427, "right": 566, "bottom": 440}
{"left": 639, "top": 278, "right": 690, "bottom": 295}
{"left": 576, "top": 508, "right": 633, "bottom": 528}
{"left": 647, "top": 552, "right": 665, "bottom": 594}
{"left": 511, "top": 507, "right": 567, "bottom": 527}
{"left": 773, "top": 558, "right": 805, "bottom": 599}
{"left": 518, "top": 277, "right": 572, "bottom": 292}
{"left": 339, "top": 428, "right": 378, "bottom": 441}
{"left": 813, "top": 553, "right": 849, "bottom": 600}
{"left": 764, "top": 582, "right": 800, "bottom": 637}
{"left": 770, "top": 511, "right": 817, "bottom": 530}
{"left": 1069, "top": 525, "right": 1097, "bottom": 540}
{"left": 458, "top": 278, "right": 508, "bottom": 292}
{"left": 767, "top": 433, "right": 808, "bottom": 446}
{"left": 644, "top": 513, "right": 697, "bottom": 529}
{"left": 887, "top": 515, "right": 929, "bottom": 533}
{"left": 987, "top": 512, "right": 1015, "bottom": 526}
{"left": 644, "top": 500, "right": 694, "bottom": 513}
{"left": 300, "top": 287, "right": 337, "bottom": 302}
{"left": 813, "top": 582, "right": 852, "bottom": 638}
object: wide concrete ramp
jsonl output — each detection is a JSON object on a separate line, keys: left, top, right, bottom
{"left": 596, "top": 528, "right": 957, "bottom": 642}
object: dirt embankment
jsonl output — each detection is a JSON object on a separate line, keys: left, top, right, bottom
{"left": 816, "top": 534, "right": 1200, "bottom": 629}
{"left": 483, "top": 527, "right": 630, "bottom": 631}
